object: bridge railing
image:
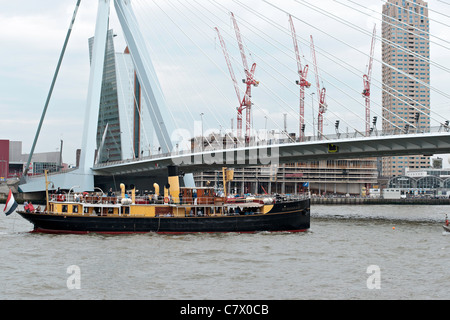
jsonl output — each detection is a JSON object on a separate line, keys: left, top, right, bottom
{"left": 93, "top": 125, "right": 448, "bottom": 169}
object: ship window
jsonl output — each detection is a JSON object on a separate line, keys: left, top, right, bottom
{"left": 73, "top": 205, "right": 78, "bottom": 213}
{"left": 62, "top": 205, "right": 68, "bottom": 213}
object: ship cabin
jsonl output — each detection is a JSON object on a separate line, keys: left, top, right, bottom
{"left": 46, "top": 186, "right": 270, "bottom": 219}
{"left": 179, "top": 187, "right": 218, "bottom": 205}
{"left": 43, "top": 165, "right": 273, "bottom": 218}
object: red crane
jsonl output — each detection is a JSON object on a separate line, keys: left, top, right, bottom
{"left": 362, "top": 24, "right": 376, "bottom": 136}
{"left": 289, "top": 14, "right": 310, "bottom": 141}
{"left": 215, "top": 21, "right": 258, "bottom": 142}
{"left": 230, "top": 12, "right": 259, "bottom": 142}
{"left": 310, "top": 35, "right": 327, "bottom": 140}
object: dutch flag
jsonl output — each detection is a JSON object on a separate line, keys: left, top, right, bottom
{"left": 3, "top": 189, "right": 18, "bottom": 216}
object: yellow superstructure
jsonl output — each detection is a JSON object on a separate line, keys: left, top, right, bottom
{"left": 44, "top": 165, "right": 274, "bottom": 219}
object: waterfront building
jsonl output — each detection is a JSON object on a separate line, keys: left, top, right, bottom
{"left": 381, "top": 0, "right": 431, "bottom": 176}
{"left": 387, "top": 167, "right": 450, "bottom": 196}
{"left": 0, "top": 140, "right": 66, "bottom": 179}
{"left": 194, "top": 160, "right": 378, "bottom": 196}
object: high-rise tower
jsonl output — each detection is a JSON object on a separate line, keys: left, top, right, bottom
{"left": 381, "top": 0, "right": 430, "bottom": 176}
{"left": 89, "top": 30, "right": 154, "bottom": 163}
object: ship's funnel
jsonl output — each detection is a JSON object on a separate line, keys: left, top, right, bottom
{"left": 153, "top": 183, "right": 160, "bottom": 196}
{"left": 167, "top": 165, "right": 180, "bottom": 204}
{"left": 130, "top": 184, "right": 136, "bottom": 204}
{"left": 120, "top": 183, "right": 125, "bottom": 199}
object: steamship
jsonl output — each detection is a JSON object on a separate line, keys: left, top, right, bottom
{"left": 17, "top": 166, "right": 310, "bottom": 234}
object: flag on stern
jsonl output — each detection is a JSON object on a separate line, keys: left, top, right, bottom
{"left": 3, "top": 189, "right": 18, "bottom": 216}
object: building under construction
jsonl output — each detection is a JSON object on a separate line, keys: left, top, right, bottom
{"left": 190, "top": 133, "right": 378, "bottom": 196}
{"left": 194, "top": 159, "right": 378, "bottom": 195}
{"left": 194, "top": 160, "right": 378, "bottom": 196}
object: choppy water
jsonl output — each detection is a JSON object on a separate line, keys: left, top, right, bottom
{"left": 1, "top": 204, "right": 449, "bottom": 300}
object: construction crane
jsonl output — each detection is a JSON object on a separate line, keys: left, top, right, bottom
{"left": 310, "top": 35, "right": 327, "bottom": 140}
{"left": 231, "top": 12, "right": 259, "bottom": 142}
{"left": 289, "top": 14, "right": 310, "bottom": 141}
{"left": 215, "top": 23, "right": 258, "bottom": 142}
{"left": 215, "top": 27, "right": 241, "bottom": 112}
{"left": 362, "top": 24, "right": 376, "bottom": 136}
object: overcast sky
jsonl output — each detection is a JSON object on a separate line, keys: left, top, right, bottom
{"left": 1, "top": 0, "right": 449, "bottom": 166}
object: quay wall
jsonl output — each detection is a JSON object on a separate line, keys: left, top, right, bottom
{"left": 311, "top": 197, "right": 450, "bottom": 205}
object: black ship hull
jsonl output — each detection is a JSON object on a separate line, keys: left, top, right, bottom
{"left": 18, "top": 199, "right": 310, "bottom": 234}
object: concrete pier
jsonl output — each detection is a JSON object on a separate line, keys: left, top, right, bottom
{"left": 311, "top": 197, "right": 450, "bottom": 205}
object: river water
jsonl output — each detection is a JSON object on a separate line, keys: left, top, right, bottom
{"left": 0, "top": 204, "right": 449, "bottom": 300}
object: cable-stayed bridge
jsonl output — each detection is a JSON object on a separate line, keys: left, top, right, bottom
{"left": 18, "top": 0, "right": 450, "bottom": 193}
{"left": 21, "top": 127, "right": 450, "bottom": 193}
{"left": 92, "top": 128, "right": 450, "bottom": 175}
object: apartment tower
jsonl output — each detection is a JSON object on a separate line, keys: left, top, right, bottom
{"left": 381, "top": 0, "right": 431, "bottom": 176}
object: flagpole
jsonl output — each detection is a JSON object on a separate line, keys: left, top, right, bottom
{"left": 45, "top": 170, "right": 49, "bottom": 213}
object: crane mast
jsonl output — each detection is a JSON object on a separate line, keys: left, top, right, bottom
{"left": 215, "top": 27, "right": 244, "bottom": 142}
{"left": 363, "top": 24, "right": 376, "bottom": 136}
{"left": 215, "top": 27, "right": 241, "bottom": 107}
{"left": 289, "top": 14, "right": 310, "bottom": 141}
{"left": 231, "top": 12, "right": 259, "bottom": 142}
{"left": 310, "top": 35, "right": 327, "bottom": 140}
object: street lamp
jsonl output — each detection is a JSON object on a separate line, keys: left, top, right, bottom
{"left": 264, "top": 116, "right": 268, "bottom": 140}
{"left": 310, "top": 92, "right": 315, "bottom": 140}
{"left": 372, "top": 116, "right": 378, "bottom": 135}
{"left": 335, "top": 120, "right": 340, "bottom": 138}
{"left": 200, "top": 113, "right": 204, "bottom": 152}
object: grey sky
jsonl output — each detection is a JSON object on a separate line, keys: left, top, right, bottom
{"left": 1, "top": 0, "right": 449, "bottom": 166}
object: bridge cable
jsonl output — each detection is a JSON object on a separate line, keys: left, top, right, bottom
{"left": 262, "top": 1, "right": 449, "bottom": 127}
{"left": 134, "top": 0, "right": 252, "bottom": 148}
{"left": 287, "top": 0, "right": 450, "bottom": 125}
{"left": 114, "top": 2, "right": 178, "bottom": 154}
{"left": 231, "top": 0, "right": 420, "bottom": 132}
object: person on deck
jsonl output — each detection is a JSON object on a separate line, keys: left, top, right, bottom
{"left": 25, "top": 202, "right": 35, "bottom": 213}
{"left": 107, "top": 188, "right": 114, "bottom": 197}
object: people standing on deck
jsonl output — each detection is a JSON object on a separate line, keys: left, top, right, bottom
{"left": 107, "top": 188, "right": 116, "bottom": 204}
{"left": 24, "top": 201, "right": 35, "bottom": 213}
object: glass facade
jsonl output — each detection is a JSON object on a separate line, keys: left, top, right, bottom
{"left": 32, "top": 162, "right": 60, "bottom": 175}
{"left": 388, "top": 175, "right": 450, "bottom": 189}
{"left": 89, "top": 30, "right": 122, "bottom": 163}
{"left": 133, "top": 72, "right": 141, "bottom": 159}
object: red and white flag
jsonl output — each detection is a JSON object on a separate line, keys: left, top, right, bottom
{"left": 3, "top": 189, "right": 18, "bottom": 216}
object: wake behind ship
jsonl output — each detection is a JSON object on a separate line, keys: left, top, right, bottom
{"left": 16, "top": 166, "right": 310, "bottom": 234}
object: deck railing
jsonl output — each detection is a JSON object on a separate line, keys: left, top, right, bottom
{"left": 50, "top": 192, "right": 309, "bottom": 205}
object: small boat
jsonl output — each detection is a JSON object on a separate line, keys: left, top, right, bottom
{"left": 17, "top": 166, "right": 310, "bottom": 234}
{"left": 443, "top": 215, "right": 450, "bottom": 232}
